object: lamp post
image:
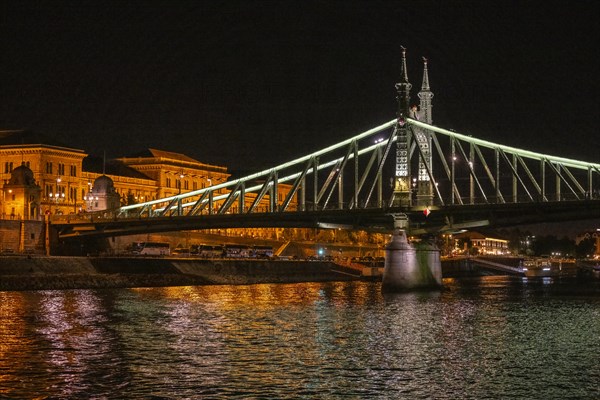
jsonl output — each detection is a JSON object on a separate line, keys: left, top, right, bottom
{"left": 178, "top": 172, "right": 185, "bottom": 194}
{"left": 84, "top": 194, "right": 99, "bottom": 212}
{"left": 1, "top": 187, "right": 5, "bottom": 220}
{"left": 53, "top": 177, "right": 62, "bottom": 214}
{"left": 50, "top": 192, "right": 65, "bottom": 214}
{"left": 596, "top": 229, "right": 600, "bottom": 259}
{"left": 7, "top": 189, "right": 14, "bottom": 219}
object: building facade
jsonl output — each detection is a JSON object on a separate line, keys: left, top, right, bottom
{"left": 454, "top": 231, "right": 510, "bottom": 256}
{"left": 117, "top": 149, "right": 230, "bottom": 200}
{"left": 1, "top": 131, "right": 295, "bottom": 221}
{"left": 0, "top": 135, "right": 88, "bottom": 217}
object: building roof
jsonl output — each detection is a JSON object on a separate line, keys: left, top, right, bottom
{"left": 0, "top": 129, "right": 81, "bottom": 151}
{"left": 127, "top": 148, "right": 201, "bottom": 164}
{"left": 91, "top": 175, "right": 117, "bottom": 194}
{"left": 119, "top": 148, "right": 229, "bottom": 174}
{"left": 82, "top": 156, "right": 152, "bottom": 180}
{"left": 7, "top": 163, "right": 38, "bottom": 187}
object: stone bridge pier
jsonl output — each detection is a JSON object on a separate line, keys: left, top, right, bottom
{"left": 382, "top": 214, "right": 442, "bottom": 292}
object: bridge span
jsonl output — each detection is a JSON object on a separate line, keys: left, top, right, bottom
{"left": 50, "top": 115, "right": 600, "bottom": 241}
{"left": 52, "top": 198, "right": 600, "bottom": 240}
{"left": 49, "top": 52, "right": 600, "bottom": 244}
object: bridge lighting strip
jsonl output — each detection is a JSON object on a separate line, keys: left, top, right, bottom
{"left": 152, "top": 138, "right": 396, "bottom": 212}
{"left": 120, "top": 120, "right": 395, "bottom": 213}
{"left": 168, "top": 139, "right": 396, "bottom": 212}
{"left": 409, "top": 119, "right": 600, "bottom": 170}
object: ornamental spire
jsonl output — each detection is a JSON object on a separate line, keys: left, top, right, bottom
{"left": 395, "top": 46, "right": 412, "bottom": 119}
{"left": 400, "top": 46, "right": 410, "bottom": 84}
{"left": 418, "top": 56, "right": 434, "bottom": 125}
{"left": 421, "top": 57, "right": 430, "bottom": 91}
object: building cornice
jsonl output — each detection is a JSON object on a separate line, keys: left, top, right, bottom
{"left": 117, "top": 157, "right": 228, "bottom": 174}
{"left": 0, "top": 144, "right": 87, "bottom": 159}
{"left": 82, "top": 171, "right": 157, "bottom": 187}
{"left": 0, "top": 143, "right": 86, "bottom": 155}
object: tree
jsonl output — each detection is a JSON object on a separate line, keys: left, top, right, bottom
{"left": 575, "top": 238, "right": 596, "bottom": 258}
{"left": 531, "top": 235, "right": 575, "bottom": 257}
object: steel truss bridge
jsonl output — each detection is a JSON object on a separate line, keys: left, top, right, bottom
{"left": 53, "top": 118, "right": 600, "bottom": 240}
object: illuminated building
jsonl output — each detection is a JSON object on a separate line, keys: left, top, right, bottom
{"left": 454, "top": 231, "right": 509, "bottom": 255}
{"left": 1, "top": 131, "right": 233, "bottom": 216}
{"left": 117, "top": 148, "right": 230, "bottom": 199}
{"left": 1, "top": 130, "right": 297, "bottom": 250}
{"left": 1, "top": 163, "right": 41, "bottom": 220}
{"left": 1, "top": 130, "right": 87, "bottom": 216}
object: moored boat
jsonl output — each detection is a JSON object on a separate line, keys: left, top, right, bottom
{"left": 520, "top": 258, "right": 560, "bottom": 277}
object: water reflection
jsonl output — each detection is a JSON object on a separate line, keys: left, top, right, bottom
{"left": 0, "top": 277, "right": 598, "bottom": 398}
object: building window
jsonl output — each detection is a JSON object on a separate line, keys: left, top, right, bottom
{"left": 166, "top": 177, "right": 171, "bottom": 188}
{"left": 46, "top": 162, "right": 53, "bottom": 174}
{"left": 70, "top": 165, "right": 77, "bottom": 177}
{"left": 58, "top": 163, "right": 65, "bottom": 175}
{"left": 193, "top": 182, "right": 197, "bottom": 190}
{"left": 184, "top": 180, "right": 189, "bottom": 190}
{"left": 4, "top": 162, "right": 13, "bottom": 173}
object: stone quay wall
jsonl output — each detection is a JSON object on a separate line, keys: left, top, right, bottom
{"left": 0, "top": 256, "right": 357, "bottom": 292}
{"left": 0, "top": 220, "right": 45, "bottom": 253}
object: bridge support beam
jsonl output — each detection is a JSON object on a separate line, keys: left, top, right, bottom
{"left": 382, "top": 214, "right": 442, "bottom": 292}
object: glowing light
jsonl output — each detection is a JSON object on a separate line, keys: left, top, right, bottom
{"left": 410, "top": 118, "right": 600, "bottom": 170}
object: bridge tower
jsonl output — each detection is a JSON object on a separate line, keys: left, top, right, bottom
{"left": 385, "top": 52, "right": 442, "bottom": 292}
{"left": 391, "top": 47, "right": 412, "bottom": 207}
{"left": 415, "top": 57, "right": 434, "bottom": 206}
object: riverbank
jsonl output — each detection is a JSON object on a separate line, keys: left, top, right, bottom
{"left": 0, "top": 256, "right": 359, "bottom": 291}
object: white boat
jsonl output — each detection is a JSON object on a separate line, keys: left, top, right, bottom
{"left": 520, "top": 258, "right": 560, "bottom": 277}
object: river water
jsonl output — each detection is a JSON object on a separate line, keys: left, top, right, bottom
{"left": 1, "top": 276, "right": 599, "bottom": 399}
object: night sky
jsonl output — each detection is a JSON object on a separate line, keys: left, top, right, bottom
{"left": 2, "top": 1, "right": 598, "bottom": 174}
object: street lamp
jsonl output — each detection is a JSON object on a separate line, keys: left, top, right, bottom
{"left": 84, "top": 194, "right": 99, "bottom": 211}
{"left": 52, "top": 177, "right": 65, "bottom": 214}
{"left": 178, "top": 172, "right": 185, "bottom": 194}
{"left": 50, "top": 192, "right": 65, "bottom": 214}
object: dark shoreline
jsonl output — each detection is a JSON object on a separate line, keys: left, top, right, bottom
{"left": 0, "top": 256, "right": 360, "bottom": 292}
